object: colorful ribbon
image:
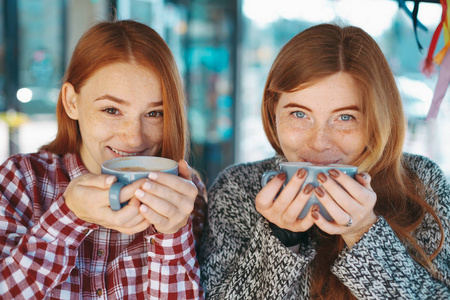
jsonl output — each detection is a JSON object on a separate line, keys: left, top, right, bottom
{"left": 423, "top": 0, "right": 450, "bottom": 119}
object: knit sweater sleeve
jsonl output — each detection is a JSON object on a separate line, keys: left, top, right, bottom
{"left": 199, "top": 160, "right": 315, "bottom": 300}
{"left": 332, "top": 154, "right": 450, "bottom": 299}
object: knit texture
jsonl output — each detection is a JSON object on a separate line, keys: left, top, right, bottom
{"left": 199, "top": 153, "right": 450, "bottom": 299}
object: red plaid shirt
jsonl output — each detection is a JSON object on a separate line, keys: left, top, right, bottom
{"left": 0, "top": 151, "right": 204, "bottom": 299}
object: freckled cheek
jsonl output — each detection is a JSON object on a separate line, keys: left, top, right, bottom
{"left": 142, "top": 122, "right": 164, "bottom": 144}
{"left": 334, "top": 128, "right": 366, "bottom": 154}
{"left": 277, "top": 119, "right": 308, "bottom": 149}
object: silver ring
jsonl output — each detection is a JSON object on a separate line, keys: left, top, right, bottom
{"left": 345, "top": 216, "right": 353, "bottom": 227}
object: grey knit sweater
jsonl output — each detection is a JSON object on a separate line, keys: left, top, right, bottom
{"left": 199, "top": 153, "right": 450, "bottom": 299}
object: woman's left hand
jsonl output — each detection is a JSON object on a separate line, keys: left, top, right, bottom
{"left": 133, "top": 160, "right": 198, "bottom": 234}
{"left": 312, "top": 169, "right": 378, "bottom": 248}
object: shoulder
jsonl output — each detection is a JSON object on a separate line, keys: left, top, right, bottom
{"left": 0, "top": 151, "right": 68, "bottom": 191}
{"left": 403, "top": 153, "right": 449, "bottom": 190}
{"left": 209, "top": 156, "right": 280, "bottom": 193}
{"left": 1, "top": 150, "right": 64, "bottom": 176}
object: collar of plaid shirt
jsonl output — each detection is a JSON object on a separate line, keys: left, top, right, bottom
{"left": 0, "top": 150, "right": 204, "bottom": 299}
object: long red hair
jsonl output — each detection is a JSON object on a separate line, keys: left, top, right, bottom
{"left": 262, "top": 24, "right": 444, "bottom": 299}
{"left": 41, "top": 20, "right": 188, "bottom": 162}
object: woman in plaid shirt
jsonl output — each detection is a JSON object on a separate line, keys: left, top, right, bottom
{"left": 0, "top": 20, "right": 205, "bottom": 299}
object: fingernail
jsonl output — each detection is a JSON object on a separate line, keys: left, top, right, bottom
{"left": 277, "top": 172, "right": 286, "bottom": 181}
{"left": 357, "top": 173, "right": 367, "bottom": 180}
{"left": 303, "top": 184, "right": 314, "bottom": 194}
{"left": 317, "top": 172, "right": 327, "bottom": 183}
{"left": 328, "top": 169, "right": 339, "bottom": 178}
{"left": 143, "top": 181, "right": 151, "bottom": 191}
{"left": 135, "top": 189, "right": 145, "bottom": 198}
{"left": 106, "top": 176, "right": 116, "bottom": 185}
{"left": 148, "top": 172, "right": 158, "bottom": 180}
{"left": 139, "top": 204, "right": 148, "bottom": 213}
{"left": 312, "top": 212, "right": 319, "bottom": 220}
{"left": 315, "top": 186, "right": 325, "bottom": 197}
{"left": 297, "top": 168, "right": 307, "bottom": 179}
{"left": 311, "top": 204, "right": 320, "bottom": 212}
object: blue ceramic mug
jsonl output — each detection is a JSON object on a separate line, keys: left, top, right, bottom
{"left": 261, "top": 162, "right": 358, "bottom": 221}
{"left": 101, "top": 156, "right": 178, "bottom": 210}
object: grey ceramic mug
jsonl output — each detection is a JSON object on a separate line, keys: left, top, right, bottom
{"left": 101, "top": 156, "right": 178, "bottom": 211}
{"left": 261, "top": 162, "right": 358, "bottom": 221}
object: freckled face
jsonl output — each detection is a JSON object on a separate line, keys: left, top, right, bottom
{"left": 275, "top": 72, "right": 367, "bottom": 165}
{"left": 68, "top": 62, "right": 164, "bottom": 174}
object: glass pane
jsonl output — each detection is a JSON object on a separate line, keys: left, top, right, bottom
{"left": 18, "top": 0, "right": 64, "bottom": 115}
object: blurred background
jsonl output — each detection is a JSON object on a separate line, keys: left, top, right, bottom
{"left": 0, "top": 0, "right": 449, "bottom": 186}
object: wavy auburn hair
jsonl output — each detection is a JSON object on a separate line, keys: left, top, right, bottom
{"left": 41, "top": 20, "right": 188, "bottom": 162}
{"left": 261, "top": 23, "right": 444, "bottom": 300}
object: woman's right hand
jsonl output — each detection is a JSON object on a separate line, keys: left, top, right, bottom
{"left": 64, "top": 173, "right": 151, "bottom": 235}
{"left": 255, "top": 169, "right": 316, "bottom": 233}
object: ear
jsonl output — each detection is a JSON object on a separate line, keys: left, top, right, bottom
{"left": 61, "top": 82, "right": 80, "bottom": 120}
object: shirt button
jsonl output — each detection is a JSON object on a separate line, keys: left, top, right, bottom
{"left": 82, "top": 229, "right": 89, "bottom": 235}
{"left": 150, "top": 238, "right": 156, "bottom": 245}
{"left": 96, "top": 289, "right": 102, "bottom": 296}
{"left": 97, "top": 249, "right": 104, "bottom": 257}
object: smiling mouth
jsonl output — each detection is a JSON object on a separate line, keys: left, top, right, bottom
{"left": 109, "top": 147, "right": 142, "bottom": 156}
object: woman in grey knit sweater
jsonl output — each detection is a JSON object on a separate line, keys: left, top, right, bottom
{"left": 199, "top": 24, "right": 450, "bottom": 299}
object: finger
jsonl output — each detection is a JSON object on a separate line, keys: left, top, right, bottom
{"left": 292, "top": 207, "right": 316, "bottom": 232}
{"left": 77, "top": 173, "right": 117, "bottom": 189}
{"left": 118, "top": 178, "right": 148, "bottom": 203}
{"left": 282, "top": 184, "right": 314, "bottom": 222}
{"left": 147, "top": 171, "right": 198, "bottom": 199}
{"left": 135, "top": 186, "right": 193, "bottom": 220}
{"left": 140, "top": 179, "right": 196, "bottom": 212}
{"left": 324, "top": 169, "right": 372, "bottom": 206}
{"left": 270, "top": 168, "right": 308, "bottom": 214}
{"left": 317, "top": 172, "right": 355, "bottom": 211}
{"left": 255, "top": 173, "right": 286, "bottom": 211}
{"left": 139, "top": 204, "right": 169, "bottom": 227}
{"left": 355, "top": 172, "right": 373, "bottom": 191}
{"left": 311, "top": 208, "right": 341, "bottom": 235}
{"left": 314, "top": 186, "right": 356, "bottom": 227}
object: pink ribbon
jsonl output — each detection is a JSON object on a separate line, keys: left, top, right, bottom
{"left": 426, "top": 48, "right": 450, "bottom": 120}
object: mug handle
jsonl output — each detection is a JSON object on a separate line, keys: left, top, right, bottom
{"left": 261, "top": 170, "right": 282, "bottom": 187}
{"left": 109, "top": 182, "right": 129, "bottom": 211}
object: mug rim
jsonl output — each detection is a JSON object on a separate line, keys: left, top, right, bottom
{"left": 282, "top": 161, "right": 357, "bottom": 168}
{"left": 101, "top": 156, "right": 178, "bottom": 174}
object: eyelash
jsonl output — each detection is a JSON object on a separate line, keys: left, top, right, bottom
{"left": 292, "top": 111, "right": 306, "bottom": 118}
{"left": 338, "top": 114, "right": 355, "bottom": 121}
{"left": 101, "top": 108, "right": 163, "bottom": 117}
{"left": 292, "top": 111, "right": 355, "bottom": 120}
{"left": 103, "top": 107, "right": 119, "bottom": 115}
{"left": 147, "top": 111, "right": 163, "bottom": 117}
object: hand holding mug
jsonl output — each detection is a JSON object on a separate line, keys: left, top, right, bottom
{"left": 63, "top": 173, "right": 151, "bottom": 235}
{"left": 101, "top": 156, "right": 198, "bottom": 234}
{"left": 311, "top": 169, "right": 378, "bottom": 248}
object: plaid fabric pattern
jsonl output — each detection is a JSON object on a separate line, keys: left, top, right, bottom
{"left": 0, "top": 151, "right": 204, "bottom": 299}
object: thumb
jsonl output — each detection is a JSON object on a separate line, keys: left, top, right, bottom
{"left": 77, "top": 173, "right": 117, "bottom": 189}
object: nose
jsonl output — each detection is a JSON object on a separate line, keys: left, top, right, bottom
{"left": 306, "top": 123, "right": 333, "bottom": 152}
{"left": 120, "top": 118, "right": 145, "bottom": 147}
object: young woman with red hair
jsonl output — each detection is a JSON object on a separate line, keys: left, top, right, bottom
{"left": 200, "top": 23, "right": 449, "bottom": 299}
{"left": 0, "top": 20, "right": 205, "bottom": 299}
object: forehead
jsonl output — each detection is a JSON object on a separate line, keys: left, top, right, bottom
{"left": 278, "top": 72, "right": 362, "bottom": 109}
{"left": 83, "top": 62, "right": 161, "bottom": 92}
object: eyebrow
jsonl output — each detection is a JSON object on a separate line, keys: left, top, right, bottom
{"left": 282, "top": 103, "right": 360, "bottom": 113}
{"left": 94, "top": 94, "right": 163, "bottom": 107}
